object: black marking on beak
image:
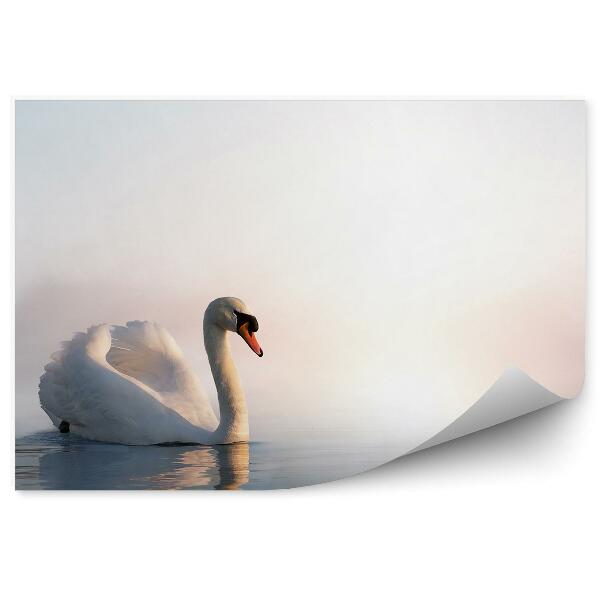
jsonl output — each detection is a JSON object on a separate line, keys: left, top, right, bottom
{"left": 234, "top": 310, "right": 259, "bottom": 334}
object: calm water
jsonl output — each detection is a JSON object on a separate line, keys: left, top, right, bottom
{"left": 15, "top": 430, "right": 404, "bottom": 490}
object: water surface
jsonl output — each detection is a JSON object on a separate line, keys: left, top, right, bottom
{"left": 16, "top": 430, "right": 404, "bottom": 490}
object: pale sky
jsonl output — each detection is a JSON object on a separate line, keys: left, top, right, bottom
{"left": 15, "top": 100, "right": 586, "bottom": 443}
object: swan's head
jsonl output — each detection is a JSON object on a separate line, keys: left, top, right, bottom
{"left": 205, "top": 297, "right": 263, "bottom": 357}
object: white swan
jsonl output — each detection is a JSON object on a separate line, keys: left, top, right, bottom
{"left": 39, "top": 297, "right": 263, "bottom": 445}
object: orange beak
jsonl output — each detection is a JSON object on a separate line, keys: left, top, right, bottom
{"left": 238, "top": 322, "right": 263, "bottom": 357}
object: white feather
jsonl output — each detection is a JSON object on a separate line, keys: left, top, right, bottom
{"left": 39, "top": 323, "right": 218, "bottom": 445}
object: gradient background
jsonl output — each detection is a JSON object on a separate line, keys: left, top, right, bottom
{"left": 15, "top": 100, "right": 586, "bottom": 445}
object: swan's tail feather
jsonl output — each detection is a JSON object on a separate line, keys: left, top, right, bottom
{"left": 39, "top": 325, "right": 111, "bottom": 431}
{"left": 40, "top": 361, "right": 69, "bottom": 429}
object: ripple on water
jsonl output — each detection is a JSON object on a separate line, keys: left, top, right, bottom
{"left": 15, "top": 429, "right": 403, "bottom": 490}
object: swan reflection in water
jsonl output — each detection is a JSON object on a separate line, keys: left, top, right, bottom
{"left": 30, "top": 433, "right": 250, "bottom": 490}
{"left": 138, "top": 443, "right": 250, "bottom": 490}
{"left": 16, "top": 429, "right": 402, "bottom": 490}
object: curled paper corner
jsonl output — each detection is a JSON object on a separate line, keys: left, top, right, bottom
{"left": 409, "top": 367, "right": 567, "bottom": 454}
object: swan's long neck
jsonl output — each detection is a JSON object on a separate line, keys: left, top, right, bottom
{"left": 203, "top": 320, "right": 249, "bottom": 443}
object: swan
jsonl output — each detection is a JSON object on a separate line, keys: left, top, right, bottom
{"left": 39, "top": 297, "right": 263, "bottom": 445}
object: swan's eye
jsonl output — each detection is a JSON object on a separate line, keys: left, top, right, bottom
{"left": 234, "top": 310, "right": 259, "bottom": 333}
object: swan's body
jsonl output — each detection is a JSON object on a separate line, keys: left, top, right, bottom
{"left": 39, "top": 297, "right": 263, "bottom": 445}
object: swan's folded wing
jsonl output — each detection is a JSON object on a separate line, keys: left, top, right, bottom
{"left": 39, "top": 325, "right": 214, "bottom": 445}
{"left": 106, "top": 321, "right": 218, "bottom": 429}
